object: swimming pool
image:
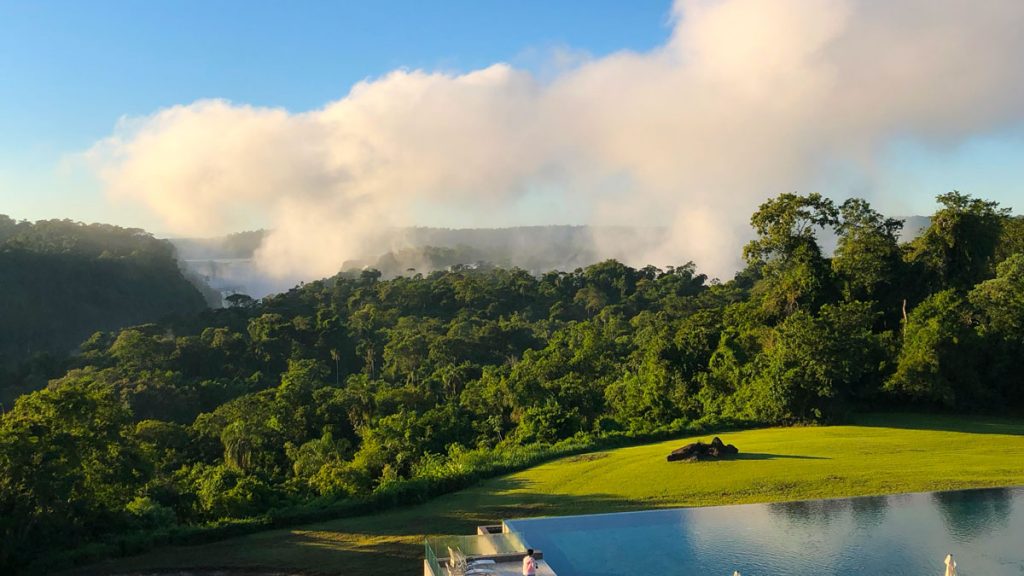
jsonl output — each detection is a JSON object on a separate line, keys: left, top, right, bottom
{"left": 504, "top": 487, "right": 1024, "bottom": 576}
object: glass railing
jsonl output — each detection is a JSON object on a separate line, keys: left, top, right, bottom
{"left": 425, "top": 539, "right": 443, "bottom": 576}
{"left": 425, "top": 532, "right": 529, "bottom": 576}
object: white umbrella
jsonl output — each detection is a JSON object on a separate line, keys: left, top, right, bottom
{"left": 944, "top": 553, "right": 958, "bottom": 576}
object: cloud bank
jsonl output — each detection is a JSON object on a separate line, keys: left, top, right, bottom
{"left": 87, "top": 0, "right": 1024, "bottom": 283}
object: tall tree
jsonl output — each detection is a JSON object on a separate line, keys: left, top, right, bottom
{"left": 907, "top": 191, "right": 1009, "bottom": 293}
{"left": 743, "top": 193, "right": 839, "bottom": 320}
{"left": 832, "top": 198, "right": 904, "bottom": 312}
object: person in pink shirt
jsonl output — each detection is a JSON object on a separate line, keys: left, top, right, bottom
{"left": 522, "top": 549, "right": 537, "bottom": 576}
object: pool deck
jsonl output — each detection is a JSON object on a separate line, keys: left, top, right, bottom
{"left": 425, "top": 555, "right": 556, "bottom": 576}
{"left": 425, "top": 524, "right": 557, "bottom": 576}
{"left": 493, "top": 558, "right": 557, "bottom": 576}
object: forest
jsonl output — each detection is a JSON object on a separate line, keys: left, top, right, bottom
{"left": 1, "top": 192, "right": 1023, "bottom": 572}
{"left": 0, "top": 216, "right": 210, "bottom": 405}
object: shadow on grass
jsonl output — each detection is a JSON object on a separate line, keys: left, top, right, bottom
{"left": 71, "top": 478, "right": 638, "bottom": 576}
{"left": 732, "top": 452, "right": 829, "bottom": 461}
{"left": 851, "top": 412, "right": 1024, "bottom": 436}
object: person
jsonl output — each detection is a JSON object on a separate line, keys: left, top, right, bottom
{"left": 944, "top": 553, "right": 958, "bottom": 576}
{"left": 522, "top": 549, "right": 537, "bottom": 576}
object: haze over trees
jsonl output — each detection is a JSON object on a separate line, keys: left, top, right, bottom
{"left": 172, "top": 225, "right": 671, "bottom": 299}
{"left": 0, "top": 192, "right": 1022, "bottom": 572}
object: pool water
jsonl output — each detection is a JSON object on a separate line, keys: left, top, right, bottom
{"left": 504, "top": 487, "right": 1024, "bottom": 576}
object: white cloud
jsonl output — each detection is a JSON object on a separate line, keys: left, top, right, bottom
{"left": 87, "top": 0, "right": 1024, "bottom": 282}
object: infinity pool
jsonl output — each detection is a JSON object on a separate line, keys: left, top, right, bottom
{"left": 504, "top": 487, "right": 1024, "bottom": 576}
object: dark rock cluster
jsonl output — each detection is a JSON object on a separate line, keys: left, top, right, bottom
{"left": 667, "top": 437, "right": 739, "bottom": 462}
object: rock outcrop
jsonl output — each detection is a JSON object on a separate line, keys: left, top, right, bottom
{"left": 667, "top": 437, "right": 739, "bottom": 462}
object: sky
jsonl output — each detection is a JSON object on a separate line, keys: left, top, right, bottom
{"left": 0, "top": 0, "right": 670, "bottom": 229}
{"left": 2, "top": 0, "right": 1024, "bottom": 280}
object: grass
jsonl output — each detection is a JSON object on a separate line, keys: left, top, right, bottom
{"left": 72, "top": 413, "right": 1024, "bottom": 576}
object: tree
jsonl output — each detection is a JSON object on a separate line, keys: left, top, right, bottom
{"left": 187, "top": 463, "right": 276, "bottom": 519}
{"left": 971, "top": 253, "right": 1024, "bottom": 337}
{"left": 995, "top": 216, "right": 1024, "bottom": 265}
{"left": 383, "top": 317, "right": 443, "bottom": 385}
{"left": 886, "top": 290, "right": 981, "bottom": 407}
{"left": 743, "top": 193, "right": 839, "bottom": 320}
{"left": 907, "top": 191, "right": 1009, "bottom": 293}
{"left": 735, "top": 300, "right": 885, "bottom": 422}
{"left": 274, "top": 358, "right": 330, "bottom": 443}
{"left": 287, "top": 431, "right": 351, "bottom": 479}
{"left": 832, "top": 198, "right": 904, "bottom": 310}
{"left": 969, "top": 253, "right": 1024, "bottom": 404}
{"left": 0, "top": 378, "right": 147, "bottom": 570}
{"left": 604, "top": 312, "right": 694, "bottom": 431}
{"left": 225, "top": 293, "right": 255, "bottom": 309}
{"left": 247, "top": 313, "right": 293, "bottom": 370}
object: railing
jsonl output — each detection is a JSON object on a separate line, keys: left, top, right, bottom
{"left": 425, "top": 539, "right": 443, "bottom": 576}
{"left": 425, "top": 533, "right": 530, "bottom": 576}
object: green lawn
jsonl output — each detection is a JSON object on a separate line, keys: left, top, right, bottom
{"left": 73, "top": 414, "right": 1024, "bottom": 576}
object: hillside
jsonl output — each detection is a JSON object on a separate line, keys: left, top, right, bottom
{"left": 74, "top": 414, "right": 1024, "bottom": 576}
{"left": 3, "top": 192, "right": 1023, "bottom": 573}
{"left": 0, "top": 216, "right": 209, "bottom": 403}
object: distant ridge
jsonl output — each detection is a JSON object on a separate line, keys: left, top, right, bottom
{"left": 0, "top": 215, "right": 208, "bottom": 402}
{"left": 169, "top": 220, "right": 930, "bottom": 300}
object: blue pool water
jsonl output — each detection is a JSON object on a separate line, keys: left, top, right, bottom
{"left": 504, "top": 488, "right": 1024, "bottom": 576}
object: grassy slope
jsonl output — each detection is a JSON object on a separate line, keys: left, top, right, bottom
{"left": 75, "top": 414, "right": 1024, "bottom": 576}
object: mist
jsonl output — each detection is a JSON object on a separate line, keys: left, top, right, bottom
{"left": 87, "top": 0, "right": 1024, "bottom": 284}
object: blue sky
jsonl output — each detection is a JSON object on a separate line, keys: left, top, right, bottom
{"left": 0, "top": 0, "right": 671, "bottom": 229}
{"left": 1, "top": 0, "right": 1022, "bottom": 233}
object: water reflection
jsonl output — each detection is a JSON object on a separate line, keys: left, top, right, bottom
{"left": 932, "top": 488, "right": 1013, "bottom": 542}
{"left": 506, "top": 488, "right": 1024, "bottom": 576}
{"left": 768, "top": 498, "right": 847, "bottom": 528}
{"left": 767, "top": 494, "right": 889, "bottom": 531}
{"left": 849, "top": 495, "right": 889, "bottom": 530}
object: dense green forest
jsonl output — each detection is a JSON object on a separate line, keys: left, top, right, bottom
{"left": 0, "top": 216, "right": 210, "bottom": 405}
{"left": 1, "top": 192, "right": 1023, "bottom": 572}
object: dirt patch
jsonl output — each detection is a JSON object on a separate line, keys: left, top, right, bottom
{"left": 564, "top": 452, "right": 610, "bottom": 463}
